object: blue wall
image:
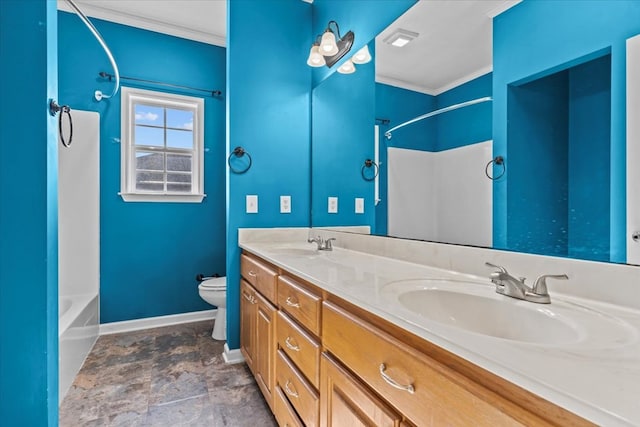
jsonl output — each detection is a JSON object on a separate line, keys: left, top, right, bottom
{"left": 436, "top": 73, "right": 493, "bottom": 151}
{"left": 507, "top": 71, "right": 570, "bottom": 257}
{"left": 58, "top": 12, "right": 227, "bottom": 322}
{"left": 568, "top": 56, "right": 611, "bottom": 261}
{"left": 226, "top": 0, "right": 313, "bottom": 350}
{"left": 0, "top": 0, "right": 59, "bottom": 424}
{"left": 312, "top": 41, "right": 376, "bottom": 228}
{"left": 493, "top": 0, "right": 640, "bottom": 262}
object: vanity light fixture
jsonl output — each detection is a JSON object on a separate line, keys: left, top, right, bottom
{"left": 307, "top": 20, "right": 355, "bottom": 68}
{"left": 383, "top": 28, "right": 419, "bottom": 47}
{"left": 337, "top": 59, "right": 356, "bottom": 74}
{"left": 351, "top": 45, "right": 372, "bottom": 65}
{"left": 307, "top": 44, "right": 326, "bottom": 67}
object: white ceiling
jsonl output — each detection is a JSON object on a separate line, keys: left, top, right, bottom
{"left": 376, "top": 0, "right": 520, "bottom": 95}
{"left": 57, "top": 0, "right": 227, "bottom": 46}
{"left": 57, "top": 0, "right": 519, "bottom": 95}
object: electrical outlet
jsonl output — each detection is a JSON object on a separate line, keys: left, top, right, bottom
{"left": 328, "top": 196, "right": 338, "bottom": 214}
{"left": 246, "top": 195, "right": 258, "bottom": 213}
{"left": 355, "top": 197, "right": 364, "bottom": 214}
{"left": 280, "top": 195, "right": 291, "bottom": 213}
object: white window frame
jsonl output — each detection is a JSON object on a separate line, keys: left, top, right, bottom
{"left": 120, "top": 86, "right": 205, "bottom": 203}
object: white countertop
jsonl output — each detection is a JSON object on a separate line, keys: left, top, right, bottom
{"left": 239, "top": 241, "right": 640, "bottom": 426}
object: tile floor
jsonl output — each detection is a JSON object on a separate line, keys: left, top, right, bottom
{"left": 59, "top": 320, "right": 277, "bottom": 426}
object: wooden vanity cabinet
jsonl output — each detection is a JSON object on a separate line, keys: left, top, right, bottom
{"left": 240, "top": 280, "right": 256, "bottom": 370}
{"left": 240, "top": 252, "right": 593, "bottom": 427}
{"left": 239, "top": 254, "right": 278, "bottom": 410}
{"left": 320, "top": 353, "right": 403, "bottom": 427}
{"left": 275, "top": 274, "right": 323, "bottom": 426}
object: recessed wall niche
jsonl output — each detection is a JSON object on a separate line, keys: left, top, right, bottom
{"left": 507, "top": 53, "right": 612, "bottom": 261}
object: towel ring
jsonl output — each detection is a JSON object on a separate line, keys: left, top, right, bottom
{"left": 485, "top": 156, "right": 505, "bottom": 180}
{"left": 49, "top": 99, "right": 73, "bottom": 147}
{"left": 361, "top": 159, "right": 379, "bottom": 182}
{"left": 228, "top": 146, "right": 252, "bottom": 174}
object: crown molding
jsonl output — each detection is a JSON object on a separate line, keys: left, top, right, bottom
{"left": 375, "top": 75, "right": 437, "bottom": 95}
{"left": 377, "top": 64, "right": 493, "bottom": 96}
{"left": 431, "top": 65, "right": 493, "bottom": 95}
{"left": 57, "top": 0, "right": 226, "bottom": 47}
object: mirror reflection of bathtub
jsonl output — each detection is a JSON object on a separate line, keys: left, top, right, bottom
{"left": 58, "top": 110, "right": 100, "bottom": 402}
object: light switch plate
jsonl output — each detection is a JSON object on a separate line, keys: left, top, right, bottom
{"left": 280, "top": 195, "right": 291, "bottom": 213}
{"left": 328, "top": 196, "right": 338, "bottom": 214}
{"left": 246, "top": 195, "right": 258, "bottom": 213}
{"left": 355, "top": 197, "right": 364, "bottom": 214}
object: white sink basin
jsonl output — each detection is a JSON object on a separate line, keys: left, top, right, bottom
{"left": 382, "top": 279, "right": 636, "bottom": 348}
{"left": 264, "top": 245, "right": 323, "bottom": 259}
{"left": 397, "top": 288, "right": 578, "bottom": 345}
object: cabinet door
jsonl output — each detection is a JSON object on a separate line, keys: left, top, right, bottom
{"left": 255, "top": 291, "right": 276, "bottom": 409}
{"left": 320, "top": 353, "right": 402, "bottom": 427}
{"left": 240, "top": 279, "right": 256, "bottom": 371}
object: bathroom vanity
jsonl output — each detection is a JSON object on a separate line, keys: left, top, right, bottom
{"left": 237, "top": 228, "right": 640, "bottom": 426}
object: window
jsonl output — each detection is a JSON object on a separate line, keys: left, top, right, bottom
{"left": 120, "top": 87, "right": 205, "bottom": 202}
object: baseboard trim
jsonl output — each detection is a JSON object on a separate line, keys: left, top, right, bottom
{"left": 100, "top": 309, "right": 217, "bottom": 335}
{"left": 223, "top": 343, "right": 245, "bottom": 364}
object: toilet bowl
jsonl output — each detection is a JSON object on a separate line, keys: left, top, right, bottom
{"left": 198, "top": 277, "right": 227, "bottom": 340}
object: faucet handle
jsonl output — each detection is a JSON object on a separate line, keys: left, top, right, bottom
{"left": 485, "top": 262, "right": 507, "bottom": 273}
{"left": 532, "top": 274, "right": 568, "bottom": 295}
{"left": 325, "top": 238, "right": 336, "bottom": 250}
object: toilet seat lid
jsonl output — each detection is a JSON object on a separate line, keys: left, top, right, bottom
{"left": 200, "top": 277, "right": 226, "bottom": 289}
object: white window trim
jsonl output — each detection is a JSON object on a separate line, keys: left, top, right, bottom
{"left": 120, "top": 86, "right": 206, "bottom": 203}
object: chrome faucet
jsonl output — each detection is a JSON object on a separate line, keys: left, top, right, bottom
{"left": 307, "top": 236, "right": 336, "bottom": 251}
{"left": 484, "top": 262, "right": 568, "bottom": 304}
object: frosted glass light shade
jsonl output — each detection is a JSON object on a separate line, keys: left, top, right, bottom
{"left": 320, "top": 30, "right": 339, "bottom": 56}
{"left": 352, "top": 45, "right": 372, "bottom": 64}
{"left": 337, "top": 59, "right": 356, "bottom": 74}
{"left": 307, "top": 45, "right": 326, "bottom": 67}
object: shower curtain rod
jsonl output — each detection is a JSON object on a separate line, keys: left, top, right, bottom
{"left": 99, "top": 72, "right": 223, "bottom": 97}
{"left": 65, "top": 0, "right": 120, "bottom": 101}
{"left": 384, "top": 96, "right": 492, "bottom": 140}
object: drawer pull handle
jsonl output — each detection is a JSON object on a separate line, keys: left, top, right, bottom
{"left": 248, "top": 270, "right": 257, "bottom": 277}
{"left": 285, "top": 296, "right": 301, "bottom": 308}
{"left": 284, "top": 337, "right": 300, "bottom": 352}
{"left": 379, "top": 363, "right": 415, "bottom": 394}
{"left": 250, "top": 296, "right": 257, "bottom": 305}
{"left": 284, "top": 380, "right": 299, "bottom": 398}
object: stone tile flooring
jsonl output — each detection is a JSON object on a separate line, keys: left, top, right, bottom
{"left": 59, "top": 320, "right": 277, "bottom": 426}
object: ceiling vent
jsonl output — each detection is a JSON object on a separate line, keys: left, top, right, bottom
{"left": 383, "top": 29, "right": 419, "bottom": 47}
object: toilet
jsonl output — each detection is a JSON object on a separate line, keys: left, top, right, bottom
{"left": 198, "top": 276, "right": 227, "bottom": 340}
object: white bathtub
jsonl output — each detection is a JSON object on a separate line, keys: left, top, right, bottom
{"left": 59, "top": 294, "right": 99, "bottom": 403}
{"left": 58, "top": 110, "right": 101, "bottom": 404}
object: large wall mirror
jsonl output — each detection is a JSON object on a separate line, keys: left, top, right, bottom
{"left": 311, "top": 0, "right": 640, "bottom": 265}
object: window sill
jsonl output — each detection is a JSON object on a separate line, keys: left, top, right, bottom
{"left": 119, "top": 193, "right": 206, "bottom": 203}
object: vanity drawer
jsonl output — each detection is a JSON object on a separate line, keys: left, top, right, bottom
{"left": 276, "top": 349, "right": 319, "bottom": 427}
{"left": 277, "top": 275, "right": 321, "bottom": 336}
{"left": 322, "top": 301, "right": 534, "bottom": 427}
{"left": 240, "top": 253, "right": 277, "bottom": 304}
{"left": 277, "top": 311, "right": 321, "bottom": 389}
{"left": 274, "top": 385, "right": 304, "bottom": 427}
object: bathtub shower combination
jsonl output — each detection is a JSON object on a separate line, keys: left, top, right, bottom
{"left": 58, "top": 110, "right": 100, "bottom": 402}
